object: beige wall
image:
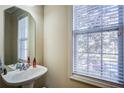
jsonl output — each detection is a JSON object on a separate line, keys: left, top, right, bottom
{"left": 43, "top": 5, "right": 96, "bottom": 88}
{"left": 0, "top": 6, "right": 11, "bottom": 63}
{"left": 28, "top": 15, "right": 36, "bottom": 61}
{"left": 4, "top": 11, "right": 18, "bottom": 65}
{"left": 4, "top": 12, "right": 13, "bottom": 65}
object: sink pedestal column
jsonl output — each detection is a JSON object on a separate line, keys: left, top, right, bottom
{"left": 22, "top": 81, "right": 34, "bottom": 88}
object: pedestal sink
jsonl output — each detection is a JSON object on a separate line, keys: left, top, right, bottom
{"left": 1, "top": 65, "right": 47, "bottom": 88}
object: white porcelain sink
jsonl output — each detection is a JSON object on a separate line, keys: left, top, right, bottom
{"left": 1, "top": 65, "right": 47, "bottom": 88}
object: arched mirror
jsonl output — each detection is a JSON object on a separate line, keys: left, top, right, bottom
{"left": 4, "top": 6, "right": 36, "bottom": 65}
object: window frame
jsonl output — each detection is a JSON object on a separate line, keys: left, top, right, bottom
{"left": 69, "top": 6, "right": 124, "bottom": 88}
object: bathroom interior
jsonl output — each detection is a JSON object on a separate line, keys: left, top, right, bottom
{"left": 0, "top": 5, "right": 123, "bottom": 88}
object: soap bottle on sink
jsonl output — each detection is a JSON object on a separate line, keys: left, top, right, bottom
{"left": 33, "top": 58, "right": 36, "bottom": 68}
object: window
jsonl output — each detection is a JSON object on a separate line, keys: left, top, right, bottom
{"left": 18, "top": 16, "right": 28, "bottom": 61}
{"left": 73, "top": 5, "right": 124, "bottom": 85}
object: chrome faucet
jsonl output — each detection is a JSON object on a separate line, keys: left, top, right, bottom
{"left": 16, "top": 63, "right": 30, "bottom": 71}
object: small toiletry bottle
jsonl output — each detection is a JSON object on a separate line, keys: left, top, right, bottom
{"left": 33, "top": 58, "right": 36, "bottom": 68}
{"left": 27, "top": 56, "right": 30, "bottom": 65}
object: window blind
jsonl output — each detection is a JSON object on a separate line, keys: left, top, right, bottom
{"left": 18, "top": 16, "right": 28, "bottom": 61}
{"left": 73, "top": 5, "right": 124, "bottom": 84}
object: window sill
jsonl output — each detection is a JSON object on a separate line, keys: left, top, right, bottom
{"left": 70, "top": 74, "right": 124, "bottom": 88}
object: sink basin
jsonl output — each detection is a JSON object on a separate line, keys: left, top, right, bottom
{"left": 1, "top": 65, "right": 47, "bottom": 87}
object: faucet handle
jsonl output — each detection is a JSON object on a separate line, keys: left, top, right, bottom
{"left": 22, "top": 63, "right": 30, "bottom": 70}
{"left": 16, "top": 62, "right": 30, "bottom": 71}
{"left": 22, "top": 63, "right": 25, "bottom": 67}
{"left": 16, "top": 63, "right": 22, "bottom": 69}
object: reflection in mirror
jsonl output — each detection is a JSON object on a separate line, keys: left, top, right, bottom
{"left": 4, "top": 6, "right": 36, "bottom": 65}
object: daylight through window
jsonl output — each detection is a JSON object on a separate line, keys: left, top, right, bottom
{"left": 73, "top": 5, "right": 123, "bottom": 84}
{"left": 18, "top": 16, "right": 28, "bottom": 61}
